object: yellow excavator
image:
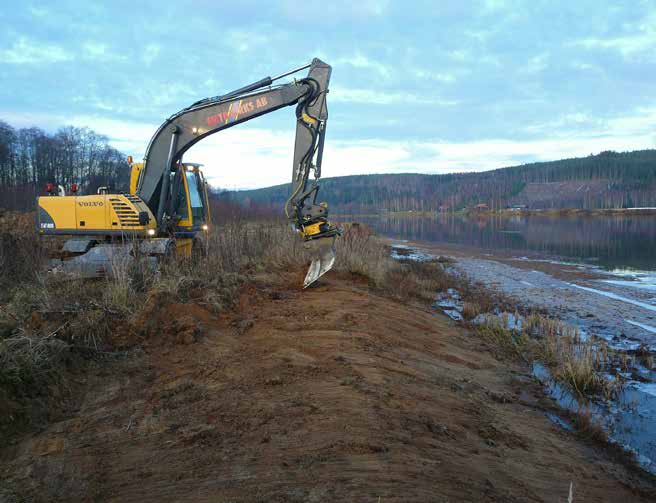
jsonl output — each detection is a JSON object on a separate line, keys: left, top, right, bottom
{"left": 37, "top": 58, "right": 340, "bottom": 287}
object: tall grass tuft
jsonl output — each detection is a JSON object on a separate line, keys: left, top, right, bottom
{"left": 475, "top": 311, "right": 624, "bottom": 401}
{"left": 335, "top": 223, "right": 390, "bottom": 284}
{"left": 0, "top": 214, "right": 304, "bottom": 437}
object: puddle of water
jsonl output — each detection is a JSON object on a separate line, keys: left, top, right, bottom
{"left": 625, "top": 320, "right": 656, "bottom": 334}
{"left": 602, "top": 280, "right": 656, "bottom": 292}
{"left": 568, "top": 283, "right": 656, "bottom": 313}
{"left": 532, "top": 362, "right": 656, "bottom": 475}
{"left": 390, "top": 244, "right": 433, "bottom": 262}
{"left": 608, "top": 268, "right": 656, "bottom": 280}
{"left": 598, "top": 269, "right": 656, "bottom": 295}
{"left": 636, "top": 382, "right": 656, "bottom": 398}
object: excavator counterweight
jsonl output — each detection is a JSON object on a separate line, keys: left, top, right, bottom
{"left": 37, "top": 59, "right": 340, "bottom": 287}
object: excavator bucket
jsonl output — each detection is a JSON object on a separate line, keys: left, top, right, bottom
{"left": 303, "top": 236, "right": 337, "bottom": 288}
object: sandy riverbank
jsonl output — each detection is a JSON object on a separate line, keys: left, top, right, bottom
{"left": 2, "top": 269, "right": 655, "bottom": 501}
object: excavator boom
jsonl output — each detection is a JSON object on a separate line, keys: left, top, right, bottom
{"left": 135, "top": 58, "right": 339, "bottom": 286}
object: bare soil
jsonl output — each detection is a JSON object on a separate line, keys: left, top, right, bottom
{"left": 1, "top": 270, "right": 654, "bottom": 502}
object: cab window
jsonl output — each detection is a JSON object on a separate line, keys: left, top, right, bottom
{"left": 172, "top": 172, "right": 188, "bottom": 219}
{"left": 186, "top": 170, "right": 205, "bottom": 223}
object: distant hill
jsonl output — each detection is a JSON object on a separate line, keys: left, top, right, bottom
{"left": 225, "top": 150, "right": 656, "bottom": 212}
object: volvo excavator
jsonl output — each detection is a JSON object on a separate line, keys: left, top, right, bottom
{"left": 37, "top": 58, "right": 340, "bottom": 287}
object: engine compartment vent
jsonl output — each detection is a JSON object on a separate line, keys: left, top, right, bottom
{"left": 110, "top": 198, "right": 141, "bottom": 227}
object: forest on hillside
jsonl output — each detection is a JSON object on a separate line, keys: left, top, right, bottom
{"left": 0, "top": 120, "right": 128, "bottom": 210}
{"left": 227, "top": 150, "right": 656, "bottom": 212}
{"left": 1, "top": 118, "right": 654, "bottom": 214}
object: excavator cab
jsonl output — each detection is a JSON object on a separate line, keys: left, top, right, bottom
{"left": 171, "top": 163, "right": 210, "bottom": 232}
{"left": 130, "top": 158, "right": 210, "bottom": 233}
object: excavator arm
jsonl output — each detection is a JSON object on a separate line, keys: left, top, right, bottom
{"left": 137, "top": 58, "right": 340, "bottom": 286}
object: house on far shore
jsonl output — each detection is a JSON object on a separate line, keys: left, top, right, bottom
{"left": 509, "top": 204, "right": 528, "bottom": 211}
{"left": 438, "top": 204, "right": 450, "bottom": 213}
{"left": 474, "top": 203, "right": 489, "bottom": 212}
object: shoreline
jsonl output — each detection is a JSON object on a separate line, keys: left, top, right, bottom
{"left": 387, "top": 238, "right": 656, "bottom": 475}
{"left": 388, "top": 238, "right": 656, "bottom": 348}
{"left": 337, "top": 207, "right": 656, "bottom": 218}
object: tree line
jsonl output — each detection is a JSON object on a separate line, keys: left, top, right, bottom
{"left": 0, "top": 120, "right": 129, "bottom": 210}
{"left": 228, "top": 149, "right": 656, "bottom": 211}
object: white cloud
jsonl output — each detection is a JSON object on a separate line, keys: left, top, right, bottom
{"left": 126, "top": 81, "right": 196, "bottom": 108}
{"left": 196, "top": 125, "right": 655, "bottom": 188}
{"left": 464, "top": 28, "right": 497, "bottom": 43}
{"left": 526, "top": 106, "right": 656, "bottom": 141}
{"left": 482, "top": 0, "right": 509, "bottom": 12}
{"left": 448, "top": 49, "right": 470, "bottom": 61}
{"left": 197, "top": 105, "right": 656, "bottom": 187}
{"left": 28, "top": 6, "right": 48, "bottom": 17}
{"left": 448, "top": 48, "right": 501, "bottom": 67}
{"left": 605, "top": 105, "right": 656, "bottom": 136}
{"left": 142, "top": 44, "right": 161, "bottom": 65}
{"left": 413, "top": 68, "right": 457, "bottom": 84}
{"left": 330, "top": 86, "right": 459, "bottom": 106}
{"left": 280, "top": 0, "right": 389, "bottom": 21}
{"left": 571, "top": 11, "right": 656, "bottom": 60}
{"left": 188, "top": 128, "right": 298, "bottom": 189}
{"left": 359, "top": 0, "right": 390, "bottom": 16}
{"left": 519, "top": 52, "right": 549, "bottom": 74}
{"left": 335, "top": 53, "right": 391, "bottom": 79}
{"left": 83, "top": 42, "right": 107, "bottom": 58}
{"left": 67, "top": 116, "right": 157, "bottom": 155}
{"left": 570, "top": 61, "right": 602, "bottom": 72}
{"left": 224, "top": 30, "right": 271, "bottom": 53}
{"left": 80, "top": 41, "right": 127, "bottom": 62}
{"left": 0, "top": 37, "right": 73, "bottom": 64}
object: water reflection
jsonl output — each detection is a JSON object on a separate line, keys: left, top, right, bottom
{"left": 355, "top": 214, "right": 656, "bottom": 271}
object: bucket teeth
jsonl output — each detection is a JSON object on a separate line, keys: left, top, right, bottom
{"left": 303, "top": 236, "right": 336, "bottom": 288}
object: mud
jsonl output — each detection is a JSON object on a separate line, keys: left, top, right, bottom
{"left": 1, "top": 270, "right": 655, "bottom": 502}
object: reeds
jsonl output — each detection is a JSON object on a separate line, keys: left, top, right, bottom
{"left": 476, "top": 312, "right": 625, "bottom": 401}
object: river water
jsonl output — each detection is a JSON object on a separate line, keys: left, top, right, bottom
{"left": 356, "top": 213, "right": 656, "bottom": 272}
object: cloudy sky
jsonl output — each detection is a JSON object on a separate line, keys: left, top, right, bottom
{"left": 1, "top": 0, "right": 655, "bottom": 189}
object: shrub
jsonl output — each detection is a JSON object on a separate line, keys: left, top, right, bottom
{"left": 0, "top": 211, "right": 47, "bottom": 300}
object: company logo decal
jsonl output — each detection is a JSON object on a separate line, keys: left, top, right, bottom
{"left": 206, "top": 96, "right": 269, "bottom": 127}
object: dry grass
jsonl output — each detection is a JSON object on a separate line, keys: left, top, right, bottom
{"left": 477, "top": 323, "right": 531, "bottom": 359}
{"left": 332, "top": 223, "right": 462, "bottom": 303}
{"left": 528, "top": 316, "right": 622, "bottom": 400}
{"left": 474, "top": 311, "right": 625, "bottom": 401}
{"left": 335, "top": 223, "right": 390, "bottom": 283}
{"left": 573, "top": 408, "right": 609, "bottom": 443}
{"left": 0, "top": 211, "right": 48, "bottom": 300}
{"left": 462, "top": 301, "right": 483, "bottom": 320}
{"left": 0, "top": 215, "right": 306, "bottom": 439}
